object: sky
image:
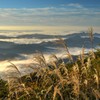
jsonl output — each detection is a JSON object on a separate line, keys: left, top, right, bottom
{"left": 0, "top": 0, "right": 100, "bottom": 32}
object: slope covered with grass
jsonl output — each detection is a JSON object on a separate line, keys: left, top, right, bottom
{"left": 0, "top": 28, "right": 100, "bottom": 100}
{"left": 0, "top": 48, "right": 100, "bottom": 100}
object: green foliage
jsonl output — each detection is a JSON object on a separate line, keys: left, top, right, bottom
{"left": 0, "top": 79, "right": 8, "bottom": 99}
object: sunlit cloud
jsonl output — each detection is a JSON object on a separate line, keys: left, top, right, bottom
{"left": 0, "top": 4, "right": 100, "bottom": 31}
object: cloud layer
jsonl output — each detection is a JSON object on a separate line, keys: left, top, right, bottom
{"left": 0, "top": 3, "right": 100, "bottom": 27}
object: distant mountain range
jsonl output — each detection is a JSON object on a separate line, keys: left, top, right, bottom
{"left": 0, "top": 32, "right": 100, "bottom": 60}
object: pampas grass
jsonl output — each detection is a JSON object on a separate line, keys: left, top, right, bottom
{"left": 0, "top": 28, "right": 100, "bottom": 100}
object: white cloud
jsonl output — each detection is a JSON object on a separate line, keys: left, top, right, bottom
{"left": 0, "top": 6, "right": 99, "bottom": 27}
{"left": 67, "top": 3, "right": 83, "bottom": 8}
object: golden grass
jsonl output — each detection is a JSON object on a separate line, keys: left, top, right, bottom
{"left": 1, "top": 28, "right": 100, "bottom": 100}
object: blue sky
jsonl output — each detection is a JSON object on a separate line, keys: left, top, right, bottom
{"left": 0, "top": 0, "right": 100, "bottom": 8}
{"left": 0, "top": 0, "right": 100, "bottom": 32}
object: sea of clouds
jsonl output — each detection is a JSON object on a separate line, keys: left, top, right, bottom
{"left": 0, "top": 30, "right": 100, "bottom": 78}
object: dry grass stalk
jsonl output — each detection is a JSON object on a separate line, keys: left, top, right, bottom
{"left": 80, "top": 46, "right": 85, "bottom": 67}
{"left": 5, "top": 62, "right": 30, "bottom": 99}
{"left": 56, "top": 38, "right": 73, "bottom": 61}
{"left": 92, "top": 88, "right": 100, "bottom": 99}
{"left": 88, "top": 27, "right": 95, "bottom": 58}
{"left": 53, "top": 85, "right": 63, "bottom": 100}
{"left": 88, "top": 27, "right": 93, "bottom": 42}
{"left": 70, "top": 65, "right": 80, "bottom": 96}
{"left": 33, "top": 51, "right": 47, "bottom": 68}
